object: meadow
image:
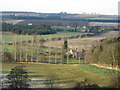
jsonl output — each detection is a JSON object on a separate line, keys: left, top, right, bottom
{"left": 1, "top": 32, "right": 90, "bottom": 43}
{"left": 2, "top": 62, "right": 118, "bottom": 88}
{"left": 51, "top": 26, "right": 84, "bottom": 31}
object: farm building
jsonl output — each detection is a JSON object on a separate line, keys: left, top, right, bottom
{"left": 67, "top": 48, "right": 86, "bottom": 60}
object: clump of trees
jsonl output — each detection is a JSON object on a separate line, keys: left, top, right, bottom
{"left": 2, "top": 22, "right": 13, "bottom": 31}
{"left": 5, "top": 66, "right": 31, "bottom": 89}
{"left": 2, "top": 52, "right": 14, "bottom": 62}
{"left": 85, "top": 37, "right": 120, "bottom": 68}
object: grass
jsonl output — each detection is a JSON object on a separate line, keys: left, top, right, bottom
{"left": 2, "top": 62, "right": 114, "bottom": 88}
{"left": 1, "top": 32, "right": 91, "bottom": 43}
{"left": 85, "top": 17, "right": 117, "bottom": 20}
{"left": 3, "top": 45, "right": 36, "bottom": 56}
{"left": 51, "top": 26, "right": 84, "bottom": 31}
{"left": 3, "top": 45, "right": 60, "bottom": 58}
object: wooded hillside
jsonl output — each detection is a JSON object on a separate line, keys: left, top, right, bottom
{"left": 85, "top": 36, "right": 120, "bottom": 68}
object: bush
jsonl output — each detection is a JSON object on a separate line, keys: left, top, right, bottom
{"left": 73, "top": 79, "right": 99, "bottom": 89}
{"left": 109, "top": 73, "right": 120, "bottom": 88}
{"left": 2, "top": 52, "right": 14, "bottom": 62}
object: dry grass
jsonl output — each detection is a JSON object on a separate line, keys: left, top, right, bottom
{"left": 44, "top": 31, "right": 120, "bottom": 50}
{"left": 44, "top": 37, "right": 102, "bottom": 50}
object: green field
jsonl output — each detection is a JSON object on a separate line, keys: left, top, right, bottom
{"left": 51, "top": 26, "right": 84, "bottom": 31}
{"left": 85, "top": 17, "right": 117, "bottom": 20}
{"left": 1, "top": 32, "right": 91, "bottom": 43}
{"left": 2, "top": 62, "right": 116, "bottom": 88}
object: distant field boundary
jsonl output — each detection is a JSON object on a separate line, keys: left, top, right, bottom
{"left": 16, "top": 62, "right": 120, "bottom": 72}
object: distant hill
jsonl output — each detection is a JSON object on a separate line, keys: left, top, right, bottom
{"left": 1, "top": 11, "right": 36, "bottom": 13}
{"left": 1, "top": 11, "right": 118, "bottom": 23}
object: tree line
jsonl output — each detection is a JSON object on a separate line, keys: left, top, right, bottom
{"left": 2, "top": 22, "right": 56, "bottom": 35}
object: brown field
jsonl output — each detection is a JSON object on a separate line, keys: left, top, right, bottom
{"left": 2, "top": 20, "right": 24, "bottom": 25}
{"left": 44, "top": 37, "right": 102, "bottom": 50}
{"left": 44, "top": 31, "right": 120, "bottom": 50}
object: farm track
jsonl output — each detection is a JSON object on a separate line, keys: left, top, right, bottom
{"left": 91, "top": 64, "right": 120, "bottom": 72}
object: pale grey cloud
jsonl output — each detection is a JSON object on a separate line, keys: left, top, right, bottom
{"left": 0, "top": 0, "right": 119, "bottom": 15}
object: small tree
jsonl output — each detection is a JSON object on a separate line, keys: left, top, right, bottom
{"left": 44, "top": 74, "right": 57, "bottom": 88}
{"left": 5, "top": 66, "right": 31, "bottom": 89}
{"left": 62, "top": 40, "right": 68, "bottom": 64}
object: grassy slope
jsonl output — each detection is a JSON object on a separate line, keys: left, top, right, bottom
{"left": 2, "top": 62, "right": 115, "bottom": 88}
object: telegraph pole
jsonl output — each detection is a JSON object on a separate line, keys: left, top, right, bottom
{"left": 31, "top": 35, "right": 33, "bottom": 62}
{"left": 20, "top": 34, "right": 22, "bottom": 62}
{"left": 14, "top": 34, "right": 17, "bottom": 62}
{"left": 49, "top": 35, "right": 51, "bottom": 64}
{"left": 36, "top": 35, "right": 39, "bottom": 62}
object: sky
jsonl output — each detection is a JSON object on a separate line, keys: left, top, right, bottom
{"left": 0, "top": 0, "right": 120, "bottom": 15}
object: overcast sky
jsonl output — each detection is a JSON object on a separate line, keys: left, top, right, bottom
{"left": 0, "top": 0, "right": 119, "bottom": 15}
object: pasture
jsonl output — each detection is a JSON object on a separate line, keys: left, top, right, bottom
{"left": 51, "top": 26, "right": 84, "bottom": 31}
{"left": 2, "top": 31, "right": 120, "bottom": 88}
{"left": 1, "top": 32, "right": 90, "bottom": 43}
{"left": 2, "top": 62, "right": 118, "bottom": 88}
